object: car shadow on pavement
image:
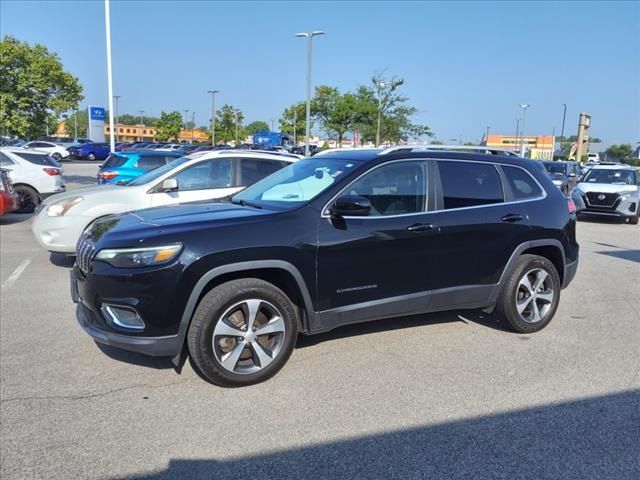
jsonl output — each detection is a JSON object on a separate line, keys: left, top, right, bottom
{"left": 296, "top": 309, "right": 508, "bottom": 349}
{"left": 113, "top": 389, "right": 640, "bottom": 480}
{"left": 596, "top": 249, "right": 640, "bottom": 264}
{"left": 96, "top": 342, "right": 180, "bottom": 371}
{"left": 0, "top": 213, "right": 32, "bottom": 225}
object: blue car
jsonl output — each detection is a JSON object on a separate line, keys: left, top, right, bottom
{"left": 67, "top": 142, "right": 110, "bottom": 161}
{"left": 97, "top": 151, "right": 183, "bottom": 184}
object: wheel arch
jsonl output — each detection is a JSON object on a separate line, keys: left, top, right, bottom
{"left": 12, "top": 182, "right": 41, "bottom": 198}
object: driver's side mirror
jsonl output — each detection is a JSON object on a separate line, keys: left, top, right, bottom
{"left": 161, "top": 178, "right": 178, "bottom": 192}
{"left": 330, "top": 195, "right": 371, "bottom": 217}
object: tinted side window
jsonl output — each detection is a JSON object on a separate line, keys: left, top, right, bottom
{"left": 173, "top": 159, "right": 232, "bottom": 191}
{"left": 240, "top": 159, "right": 284, "bottom": 185}
{"left": 14, "top": 152, "right": 57, "bottom": 166}
{"left": 438, "top": 161, "right": 503, "bottom": 209}
{"left": 136, "top": 156, "right": 166, "bottom": 171}
{"left": 502, "top": 166, "right": 544, "bottom": 201}
{"left": 345, "top": 161, "right": 427, "bottom": 216}
{"left": 0, "top": 153, "right": 15, "bottom": 166}
{"left": 103, "top": 154, "right": 128, "bottom": 168}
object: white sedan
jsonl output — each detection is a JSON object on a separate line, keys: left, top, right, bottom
{"left": 32, "top": 150, "right": 299, "bottom": 253}
{"left": 22, "top": 141, "right": 71, "bottom": 161}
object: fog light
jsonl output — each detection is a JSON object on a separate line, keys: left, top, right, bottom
{"left": 101, "top": 304, "right": 145, "bottom": 330}
{"left": 629, "top": 203, "right": 637, "bottom": 213}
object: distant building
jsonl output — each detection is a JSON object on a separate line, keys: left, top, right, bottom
{"left": 56, "top": 120, "right": 209, "bottom": 143}
{"left": 486, "top": 134, "right": 554, "bottom": 160}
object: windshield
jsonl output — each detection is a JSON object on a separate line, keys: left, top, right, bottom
{"left": 124, "top": 156, "right": 190, "bottom": 186}
{"left": 232, "top": 157, "right": 362, "bottom": 209}
{"left": 543, "top": 162, "right": 567, "bottom": 175}
{"left": 582, "top": 169, "right": 637, "bottom": 185}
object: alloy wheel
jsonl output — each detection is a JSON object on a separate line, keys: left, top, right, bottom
{"left": 212, "top": 299, "right": 286, "bottom": 374}
{"left": 515, "top": 268, "right": 555, "bottom": 323}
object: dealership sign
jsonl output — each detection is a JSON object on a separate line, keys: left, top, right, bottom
{"left": 88, "top": 106, "right": 106, "bottom": 141}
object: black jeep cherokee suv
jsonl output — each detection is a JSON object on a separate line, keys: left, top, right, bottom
{"left": 72, "top": 148, "right": 579, "bottom": 386}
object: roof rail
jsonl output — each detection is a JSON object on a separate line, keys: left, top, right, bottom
{"left": 378, "top": 144, "right": 520, "bottom": 157}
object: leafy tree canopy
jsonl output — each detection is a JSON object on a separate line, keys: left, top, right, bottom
{"left": 245, "top": 121, "right": 270, "bottom": 136}
{"left": 0, "top": 35, "right": 83, "bottom": 139}
{"left": 605, "top": 144, "right": 636, "bottom": 165}
{"left": 279, "top": 103, "right": 308, "bottom": 142}
{"left": 214, "top": 104, "right": 244, "bottom": 144}
{"left": 154, "top": 111, "right": 183, "bottom": 141}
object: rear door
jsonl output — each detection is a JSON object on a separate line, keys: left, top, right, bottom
{"left": 432, "top": 159, "right": 531, "bottom": 295}
{"left": 149, "top": 157, "right": 240, "bottom": 206}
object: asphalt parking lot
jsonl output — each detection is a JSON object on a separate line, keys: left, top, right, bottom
{"left": 1, "top": 162, "right": 639, "bottom": 480}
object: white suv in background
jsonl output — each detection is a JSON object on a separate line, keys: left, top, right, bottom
{"left": 22, "top": 141, "right": 71, "bottom": 161}
{"left": 32, "top": 150, "right": 300, "bottom": 253}
{"left": 0, "top": 147, "right": 66, "bottom": 213}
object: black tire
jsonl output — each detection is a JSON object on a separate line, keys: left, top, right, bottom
{"left": 51, "top": 152, "right": 62, "bottom": 161}
{"left": 87, "top": 153, "right": 96, "bottom": 161}
{"left": 187, "top": 278, "right": 298, "bottom": 387}
{"left": 628, "top": 214, "right": 639, "bottom": 225}
{"left": 495, "top": 254, "right": 561, "bottom": 334}
{"left": 14, "top": 185, "right": 40, "bottom": 213}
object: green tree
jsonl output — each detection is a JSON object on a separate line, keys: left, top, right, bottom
{"left": 312, "top": 86, "right": 364, "bottom": 147}
{"left": 0, "top": 36, "right": 84, "bottom": 139}
{"left": 245, "top": 121, "right": 269, "bottom": 136}
{"left": 154, "top": 111, "right": 183, "bottom": 141}
{"left": 430, "top": 140, "right": 444, "bottom": 145}
{"left": 605, "top": 144, "right": 635, "bottom": 164}
{"left": 279, "top": 103, "right": 308, "bottom": 142}
{"left": 117, "top": 113, "right": 160, "bottom": 126}
{"left": 214, "top": 105, "right": 244, "bottom": 144}
{"left": 63, "top": 110, "right": 88, "bottom": 138}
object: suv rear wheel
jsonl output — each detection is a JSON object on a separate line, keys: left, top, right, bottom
{"left": 495, "top": 254, "right": 560, "bottom": 333}
{"left": 187, "top": 278, "right": 298, "bottom": 387}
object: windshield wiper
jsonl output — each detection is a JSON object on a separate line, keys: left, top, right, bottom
{"left": 231, "top": 199, "right": 263, "bottom": 209}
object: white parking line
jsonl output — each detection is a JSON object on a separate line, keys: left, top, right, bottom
{"left": 2, "top": 259, "right": 31, "bottom": 290}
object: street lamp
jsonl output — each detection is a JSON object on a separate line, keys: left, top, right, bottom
{"left": 138, "top": 110, "right": 144, "bottom": 141}
{"left": 515, "top": 118, "right": 521, "bottom": 152}
{"left": 235, "top": 110, "right": 240, "bottom": 145}
{"left": 296, "top": 30, "right": 325, "bottom": 156}
{"left": 208, "top": 90, "right": 219, "bottom": 146}
{"left": 183, "top": 109, "right": 189, "bottom": 143}
{"left": 376, "top": 80, "right": 390, "bottom": 147}
{"left": 113, "top": 95, "right": 121, "bottom": 142}
{"left": 105, "top": 0, "right": 115, "bottom": 152}
{"left": 191, "top": 111, "right": 195, "bottom": 143}
{"left": 519, "top": 103, "right": 530, "bottom": 152}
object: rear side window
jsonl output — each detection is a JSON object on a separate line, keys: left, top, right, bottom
{"left": 502, "top": 166, "right": 544, "bottom": 201}
{"left": 438, "top": 161, "right": 503, "bottom": 209}
{"left": 0, "top": 153, "right": 15, "bottom": 166}
{"left": 173, "top": 158, "right": 232, "bottom": 190}
{"left": 240, "top": 158, "right": 285, "bottom": 185}
{"left": 14, "top": 152, "right": 58, "bottom": 166}
{"left": 103, "top": 154, "right": 128, "bottom": 168}
{"left": 136, "top": 156, "right": 167, "bottom": 171}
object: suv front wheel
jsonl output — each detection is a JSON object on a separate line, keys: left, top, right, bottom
{"left": 495, "top": 254, "right": 561, "bottom": 333}
{"left": 187, "top": 278, "right": 298, "bottom": 387}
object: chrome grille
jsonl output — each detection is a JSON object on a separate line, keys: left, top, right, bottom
{"left": 76, "top": 235, "right": 97, "bottom": 273}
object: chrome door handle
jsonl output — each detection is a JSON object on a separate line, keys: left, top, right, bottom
{"left": 407, "top": 223, "right": 434, "bottom": 232}
{"left": 501, "top": 214, "right": 524, "bottom": 223}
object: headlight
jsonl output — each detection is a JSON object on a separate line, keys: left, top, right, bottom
{"left": 46, "top": 196, "right": 83, "bottom": 216}
{"left": 619, "top": 191, "right": 638, "bottom": 201}
{"left": 552, "top": 179, "right": 563, "bottom": 186}
{"left": 95, "top": 244, "right": 182, "bottom": 268}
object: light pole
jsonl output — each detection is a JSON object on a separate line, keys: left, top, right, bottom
{"left": 105, "top": 0, "right": 115, "bottom": 152}
{"left": 235, "top": 110, "right": 240, "bottom": 145}
{"left": 519, "top": 103, "right": 530, "bottom": 153}
{"left": 138, "top": 110, "right": 144, "bottom": 141}
{"left": 191, "top": 111, "right": 195, "bottom": 143}
{"left": 560, "top": 103, "right": 567, "bottom": 154}
{"left": 293, "top": 106, "right": 297, "bottom": 147}
{"left": 515, "top": 118, "right": 521, "bottom": 152}
{"left": 485, "top": 126, "right": 490, "bottom": 145}
{"left": 113, "top": 95, "right": 121, "bottom": 142}
{"left": 376, "top": 81, "right": 389, "bottom": 147}
{"left": 296, "top": 31, "right": 325, "bottom": 156}
{"left": 182, "top": 109, "right": 189, "bottom": 143}
{"left": 208, "top": 90, "right": 219, "bottom": 146}
{"left": 74, "top": 110, "right": 78, "bottom": 139}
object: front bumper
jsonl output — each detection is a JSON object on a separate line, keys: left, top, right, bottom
{"left": 76, "top": 302, "right": 183, "bottom": 357}
{"left": 574, "top": 191, "right": 639, "bottom": 219}
{"left": 31, "top": 210, "right": 87, "bottom": 253}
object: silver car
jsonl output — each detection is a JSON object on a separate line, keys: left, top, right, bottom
{"left": 571, "top": 163, "right": 639, "bottom": 225}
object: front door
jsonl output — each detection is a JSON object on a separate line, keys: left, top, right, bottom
{"left": 316, "top": 160, "right": 438, "bottom": 319}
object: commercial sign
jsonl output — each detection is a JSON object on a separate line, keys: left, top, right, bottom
{"left": 88, "top": 106, "right": 106, "bottom": 142}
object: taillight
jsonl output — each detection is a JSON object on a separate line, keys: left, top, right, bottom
{"left": 99, "top": 171, "right": 118, "bottom": 180}
{"left": 43, "top": 168, "right": 61, "bottom": 176}
{"left": 567, "top": 198, "right": 576, "bottom": 214}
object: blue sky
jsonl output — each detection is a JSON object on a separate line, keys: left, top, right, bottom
{"left": 1, "top": 0, "right": 638, "bottom": 143}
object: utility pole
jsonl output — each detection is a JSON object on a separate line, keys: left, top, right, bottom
{"left": 296, "top": 31, "right": 325, "bottom": 156}
{"left": 113, "top": 95, "right": 121, "bottom": 143}
{"left": 519, "top": 103, "right": 530, "bottom": 155}
{"left": 515, "top": 118, "right": 521, "bottom": 153}
{"left": 235, "top": 110, "right": 239, "bottom": 145}
{"left": 376, "top": 80, "right": 389, "bottom": 147}
{"left": 191, "top": 111, "right": 195, "bottom": 143}
{"left": 560, "top": 103, "right": 567, "bottom": 154}
{"left": 208, "top": 90, "right": 219, "bottom": 146}
{"left": 182, "top": 109, "right": 189, "bottom": 143}
{"left": 138, "top": 110, "right": 144, "bottom": 141}
{"left": 293, "top": 107, "right": 297, "bottom": 147}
